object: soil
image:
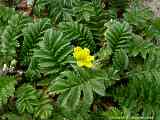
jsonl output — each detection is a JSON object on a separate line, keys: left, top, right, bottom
{"left": 143, "top": 0, "right": 160, "bottom": 16}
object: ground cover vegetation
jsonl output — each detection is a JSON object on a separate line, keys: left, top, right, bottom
{"left": 0, "top": 0, "right": 160, "bottom": 120}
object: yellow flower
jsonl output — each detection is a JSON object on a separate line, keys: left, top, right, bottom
{"left": 73, "top": 46, "right": 94, "bottom": 68}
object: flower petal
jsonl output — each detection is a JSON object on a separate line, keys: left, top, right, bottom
{"left": 74, "top": 46, "right": 82, "bottom": 53}
{"left": 84, "top": 48, "right": 90, "bottom": 54}
{"left": 73, "top": 46, "right": 94, "bottom": 68}
{"left": 84, "top": 62, "right": 93, "bottom": 68}
{"left": 77, "top": 61, "right": 85, "bottom": 67}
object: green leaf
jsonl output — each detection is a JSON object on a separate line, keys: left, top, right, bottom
{"left": 33, "top": 29, "right": 72, "bottom": 76}
{"left": 60, "top": 86, "right": 81, "bottom": 110}
{"left": 0, "top": 13, "right": 31, "bottom": 62}
{"left": 59, "top": 21, "right": 96, "bottom": 50}
{"left": 124, "top": 7, "right": 153, "bottom": 31}
{"left": 82, "top": 83, "right": 93, "bottom": 106}
{"left": 0, "top": 76, "right": 16, "bottom": 107}
{"left": 21, "top": 18, "right": 51, "bottom": 66}
{"left": 49, "top": 68, "right": 107, "bottom": 110}
{"left": 47, "top": 0, "right": 79, "bottom": 23}
{"left": 34, "top": 94, "right": 53, "bottom": 120}
{"left": 16, "top": 84, "right": 39, "bottom": 114}
{"left": 1, "top": 113, "right": 32, "bottom": 120}
{"left": 129, "top": 34, "right": 154, "bottom": 59}
{"left": 104, "top": 20, "right": 132, "bottom": 52}
{"left": 113, "top": 49, "right": 129, "bottom": 71}
{"left": 90, "top": 78, "right": 106, "bottom": 96}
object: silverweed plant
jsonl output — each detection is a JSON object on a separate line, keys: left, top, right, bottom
{"left": 0, "top": 0, "right": 160, "bottom": 120}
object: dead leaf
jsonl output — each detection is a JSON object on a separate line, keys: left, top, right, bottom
{"left": 16, "top": 0, "right": 33, "bottom": 16}
{"left": 17, "top": 0, "right": 28, "bottom": 10}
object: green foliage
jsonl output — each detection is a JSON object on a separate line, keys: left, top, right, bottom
{"left": 25, "top": 58, "right": 41, "bottom": 81}
{"left": 47, "top": 0, "right": 78, "bottom": 24}
{"left": 104, "top": 20, "right": 132, "bottom": 52}
{"left": 21, "top": 18, "right": 51, "bottom": 66}
{"left": 59, "top": 21, "right": 96, "bottom": 50}
{"left": 113, "top": 49, "right": 129, "bottom": 71}
{"left": 34, "top": 94, "right": 53, "bottom": 120}
{"left": 96, "top": 47, "right": 112, "bottom": 64}
{"left": 124, "top": 6, "right": 153, "bottom": 32}
{"left": 145, "top": 17, "right": 160, "bottom": 45}
{"left": 103, "top": 107, "right": 141, "bottom": 120}
{"left": 74, "top": 0, "right": 108, "bottom": 42}
{"left": 15, "top": 84, "right": 53, "bottom": 119}
{"left": 144, "top": 48, "right": 160, "bottom": 70}
{"left": 0, "top": 76, "right": 16, "bottom": 107}
{"left": 33, "top": 0, "right": 49, "bottom": 16}
{"left": 34, "top": 0, "right": 79, "bottom": 23}
{"left": 73, "top": 0, "right": 104, "bottom": 22}
{"left": 1, "top": 113, "right": 32, "bottom": 120}
{"left": 108, "top": 48, "right": 160, "bottom": 118}
{"left": 52, "top": 104, "right": 92, "bottom": 120}
{"left": 130, "top": 70, "right": 160, "bottom": 117}
{"left": 0, "top": 7, "right": 16, "bottom": 65}
{"left": 0, "top": 0, "right": 160, "bottom": 120}
{"left": 0, "top": 13, "right": 31, "bottom": 62}
{"left": 16, "top": 84, "right": 39, "bottom": 114}
{"left": 49, "top": 67, "right": 106, "bottom": 110}
{"left": 33, "top": 29, "right": 72, "bottom": 76}
{"left": 0, "top": 6, "right": 15, "bottom": 26}
{"left": 103, "top": 107, "right": 124, "bottom": 119}
{"left": 109, "top": 0, "right": 129, "bottom": 10}
{"left": 129, "top": 34, "right": 154, "bottom": 59}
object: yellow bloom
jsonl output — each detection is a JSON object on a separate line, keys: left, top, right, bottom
{"left": 73, "top": 46, "right": 94, "bottom": 68}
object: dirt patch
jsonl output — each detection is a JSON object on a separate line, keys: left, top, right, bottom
{"left": 143, "top": 0, "right": 160, "bottom": 16}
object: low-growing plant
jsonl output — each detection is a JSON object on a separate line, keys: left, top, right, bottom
{"left": 0, "top": 0, "right": 160, "bottom": 120}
